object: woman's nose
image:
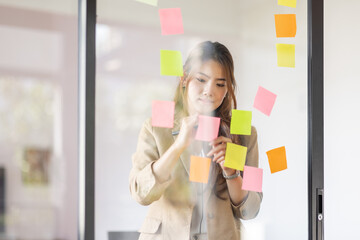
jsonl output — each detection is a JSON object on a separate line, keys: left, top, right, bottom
{"left": 203, "top": 82, "right": 214, "bottom": 96}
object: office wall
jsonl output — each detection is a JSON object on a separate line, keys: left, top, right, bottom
{"left": 324, "top": 0, "right": 360, "bottom": 239}
{"left": 0, "top": 6, "right": 78, "bottom": 240}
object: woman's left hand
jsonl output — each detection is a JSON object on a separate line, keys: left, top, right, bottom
{"left": 207, "top": 136, "right": 236, "bottom": 176}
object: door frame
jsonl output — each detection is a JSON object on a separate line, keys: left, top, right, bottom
{"left": 78, "top": 0, "right": 325, "bottom": 239}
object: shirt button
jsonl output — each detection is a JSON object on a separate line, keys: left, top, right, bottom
{"left": 242, "top": 209, "right": 247, "bottom": 217}
{"left": 207, "top": 213, "right": 214, "bottom": 219}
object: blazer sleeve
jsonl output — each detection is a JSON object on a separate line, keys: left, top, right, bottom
{"left": 231, "top": 126, "right": 263, "bottom": 220}
{"left": 129, "top": 119, "right": 172, "bottom": 206}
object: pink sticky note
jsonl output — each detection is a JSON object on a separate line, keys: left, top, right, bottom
{"left": 152, "top": 100, "right": 175, "bottom": 128}
{"left": 253, "top": 86, "right": 277, "bottom": 116}
{"left": 195, "top": 115, "right": 220, "bottom": 141}
{"left": 159, "top": 8, "right": 184, "bottom": 35}
{"left": 242, "top": 166, "right": 263, "bottom": 192}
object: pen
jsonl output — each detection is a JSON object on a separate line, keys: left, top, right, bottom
{"left": 171, "top": 125, "right": 198, "bottom": 136}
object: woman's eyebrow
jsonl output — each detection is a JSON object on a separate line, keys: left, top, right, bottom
{"left": 198, "top": 72, "right": 226, "bottom": 81}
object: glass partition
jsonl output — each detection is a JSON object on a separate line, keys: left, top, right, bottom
{"left": 0, "top": 2, "right": 78, "bottom": 240}
{"left": 96, "top": 1, "right": 308, "bottom": 239}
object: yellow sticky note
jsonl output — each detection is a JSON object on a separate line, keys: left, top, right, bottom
{"left": 189, "top": 156, "right": 211, "bottom": 183}
{"left": 160, "top": 50, "right": 184, "bottom": 76}
{"left": 276, "top": 44, "right": 295, "bottom": 68}
{"left": 278, "top": 0, "right": 297, "bottom": 8}
{"left": 266, "top": 146, "right": 287, "bottom": 173}
{"left": 224, "top": 142, "right": 247, "bottom": 171}
{"left": 135, "top": 0, "right": 158, "bottom": 7}
{"left": 275, "top": 14, "right": 297, "bottom": 38}
{"left": 230, "top": 110, "right": 252, "bottom": 135}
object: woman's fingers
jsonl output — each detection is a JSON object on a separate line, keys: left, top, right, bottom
{"left": 207, "top": 136, "right": 233, "bottom": 161}
{"left": 206, "top": 144, "right": 225, "bottom": 157}
{"left": 218, "top": 159, "right": 236, "bottom": 174}
{"left": 188, "top": 114, "right": 199, "bottom": 127}
{"left": 218, "top": 159, "right": 226, "bottom": 170}
{"left": 209, "top": 136, "right": 232, "bottom": 147}
{"left": 210, "top": 149, "right": 227, "bottom": 164}
{"left": 174, "top": 114, "right": 199, "bottom": 150}
{"left": 182, "top": 114, "right": 198, "bottom": 130}
{"left": 214, "top": 155, "right": 224, "bottom": 163}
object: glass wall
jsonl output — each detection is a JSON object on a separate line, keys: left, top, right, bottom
{"left": 0, "top": 1, "right": 78, "bottom": 240}
{"left": 324, "top": 0, "right": 360, "bottom": 239}
{"left": 96, "top": 0, "right": 307, "bottom": 240}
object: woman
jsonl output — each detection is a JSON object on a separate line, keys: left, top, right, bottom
{"left": 129, "top": 41, "right": 262, "bottom": 240}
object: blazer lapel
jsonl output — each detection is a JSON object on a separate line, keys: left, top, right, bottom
{"left": 204, "top": 163, "right": 218, "bottom": 203}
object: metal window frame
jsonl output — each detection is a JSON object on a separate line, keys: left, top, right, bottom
{"left": 308, "top": 0, "right": 324, "bottom": 239}
{"left": 78, "top": 0, "right": 96, "bottom": 240}
{"left": 78, "top": 0, "right": 324, "bottom": 239}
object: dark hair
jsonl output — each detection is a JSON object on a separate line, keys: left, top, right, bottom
{"left": 174, "top": 41, "right": 241, "bottom": 200}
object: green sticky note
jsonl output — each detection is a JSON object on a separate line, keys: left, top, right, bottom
{"left": 276, "top": 44, "right": 295, "bottom": 68}
{"left": 160, "top": 50, "right": 184, "bottom": 76}
{"left": 278, "top": 0, "right": 297, "bottom": 8}
{"left": 135, "top": 0, "right": 158, "bottom": 7}
{"left": 224, "top": 142, "right": 247, "bottom": 170}
{"left": 230, "top": 110, "right": 252, "bottom": 135}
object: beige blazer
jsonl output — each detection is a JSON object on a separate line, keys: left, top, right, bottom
{"left": 129, "top": 115, "right": 263, "bottom": 240}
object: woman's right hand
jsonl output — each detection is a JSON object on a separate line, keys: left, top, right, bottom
{"left": 174, "top": 114, "right": 198, "bottom": 151}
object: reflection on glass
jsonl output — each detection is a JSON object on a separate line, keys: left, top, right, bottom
{"left": 0, "top": 2, "right": 78, "bottom": 240}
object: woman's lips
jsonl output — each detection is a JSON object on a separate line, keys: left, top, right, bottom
{"left": 198, "top": 98, "right": 214, "bottom": 104}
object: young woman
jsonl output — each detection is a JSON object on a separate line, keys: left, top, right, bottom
{"left": 129, "top": 41, "right": 262, "bottom": 240}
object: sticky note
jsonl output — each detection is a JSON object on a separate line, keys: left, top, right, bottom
{"left": 278, "top": 0, "right": 297, "bottom": 8}
{"left": 230, "top": 110, "right": 252, "bottom": 135}
{"left": 224, "top": 142, "right": 247, "bottom": 170}
{"left": 152, "top": 100, "right": 175, "bottom": 128}
{"left": 135, "top": 0, "right": 158, "bottom": 7}
{"left": 275, "top": 14, "right": 297, "bottom": 38}
{"left": 253, "top": 86, "right": 277, "bottom": 116}
{"left": 195, "top": 115, "right": 220, "bottom": 141}
{"left": 189, "top": 155, "right": 211, "bottom": 183}
{"left": 242, "top": 166, "right": 263, "bottom": 192}
{"left": 160, "top": 50, "right": 184, "bottom": 76}
{"left": 159, "top": 8, "right": 184, "bottom": 35}
{"left": 276, "top": 44, "right": 295, "bottom": 68}
{"left": 266, "top": 146, "right": 287, "bottom": 173}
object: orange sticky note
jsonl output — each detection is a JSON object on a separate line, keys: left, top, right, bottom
{"left": 224, "top": 142, "right": 247, "bottom": 171}
{"left": 266, "top": 146, "right": 287, "bottom": 173}
{"left": 189, "top": 156, "right": 211, "bottom": 183}
{"left": 242, "top": 166, "right": 263, "bottom": 192}
{"left": 152, "top": 100, "right": 175, "bottom": 128}
{"left": 275, "top": 14, "right": 297, "bottom": 38}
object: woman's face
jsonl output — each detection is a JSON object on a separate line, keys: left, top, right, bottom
{"left": 186, "top": 60, "right": 228, "bottom": 115}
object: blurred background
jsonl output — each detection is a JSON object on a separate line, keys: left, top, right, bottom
{"left": 0, "top": 0, "right": 358, "bottom": 239}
